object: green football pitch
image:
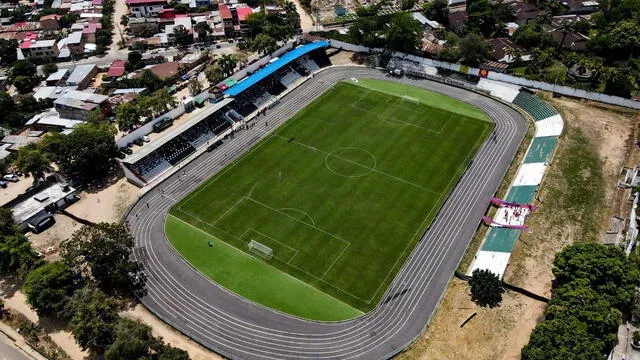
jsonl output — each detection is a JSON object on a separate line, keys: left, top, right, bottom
{"left": 166, "top": 79, "right": 492, "bottom": 320}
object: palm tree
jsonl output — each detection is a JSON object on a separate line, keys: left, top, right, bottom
{"left": 217, "top": 55, "right": 238, "bottom": 77}
{"left": 535, "top": 10, "right": 553, "bottom": 27}
{"left": 557, "top": 22, "right": 575, "bottom": 51}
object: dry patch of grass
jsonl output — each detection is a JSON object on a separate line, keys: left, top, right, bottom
{"left": 399, "top": 96, "right": 638, "bottom": 360}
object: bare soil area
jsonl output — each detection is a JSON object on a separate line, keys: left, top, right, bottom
{"left": 399, "top": 96, "right": 639, "bottom": 360}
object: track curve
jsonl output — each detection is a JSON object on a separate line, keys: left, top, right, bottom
{"left": 128, "top": 66, "right": 528, "bottom": 360}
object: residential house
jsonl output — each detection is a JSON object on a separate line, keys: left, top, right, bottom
{"left": 447, "top": 10, "right": 468, "bottom": 33}
{"left": 106, "top": 60, "right": 127, "bottom": 78}
{"left": 219, "top": 4, "right": 253, "bottom": 37}
{"left": 20, "top": 39, "right": 59, "bottom": 59}
{"left": 81, "top": 22, "right": 102, "bottom": 43}
{"left": 127, "top": 0, "right": 167, "bottom": 18}
{"left": 39, "top": 14, "right": 61, "bottom": 30}
{"left": 562, "top": 0, "right": 598, "bottom": 14}
{"left": 53, "top": 90, "right": 109, "bottom": 120}
{"left": 65, "top": 64, "right": 98, "bottom": 89}
{"left": 550, "top": 29, "right": 589, "bottom": 51}
{"left": 488, "top": 38, "right": 527, "bottom": 64}
{"left": 45, "top": 68, "right": 68, "bottom": 86}
{"left": 513, "top": 1, "right": 542, "bottom": 25}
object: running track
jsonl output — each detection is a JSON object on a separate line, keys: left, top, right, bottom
{"left": 127, "top": 67, "right": 527, "bottom": 359}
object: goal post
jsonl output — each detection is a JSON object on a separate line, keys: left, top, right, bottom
{"left": 401, "top": 95, "right": 420, "bottom": 105}
{"left": 248, "top": 240, "right": 273, "bottom": 260}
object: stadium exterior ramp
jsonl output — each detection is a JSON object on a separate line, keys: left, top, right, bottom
{"left": 128, "top": 66, "right": 527, "bottom": 360}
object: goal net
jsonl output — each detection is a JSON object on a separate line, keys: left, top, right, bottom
{"left": 248, "top": 240, "right": 273, "bottom": 260}
{"left": 402, "top": 95, "right": 420, "bottom": 105}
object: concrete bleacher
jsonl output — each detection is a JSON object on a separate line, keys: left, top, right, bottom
{"left": 512, "top": 92, "right": 558, "bottom": 121}
{"left": 298, "top": 56, "right": 320, "bottom": 72}
{"left": 252, "top": 92, "right": 273, "bottom": 107}
{"left": 279, "top": 68, "right": 303, "bottom": 88}
{"left": 534, "top": 114, "right": 563, "bottom": 137}
{"left": 469, "top": 87, "right": 563, "bottom": 279}
{"left": 476, "top": 79, "right": 520, "bottom": 103}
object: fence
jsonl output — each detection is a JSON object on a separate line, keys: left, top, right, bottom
{"left": 328, "top": 40, "right": 640, "bottom": 110}
{"left": 116, "top": 103, "right": 186, "bottom": 148}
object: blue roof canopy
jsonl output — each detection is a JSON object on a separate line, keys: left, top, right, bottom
{"left": 223, "top": 41, "right": 330, "bottom": 97}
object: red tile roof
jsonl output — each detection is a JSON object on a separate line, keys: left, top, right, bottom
{"left": 219, "top": 4, "right": 232, "bottom": 19}
{"left": 107, "top": 60, "right": 126, "bottom": 77}
{"left": 235, "top": 6, "right": 253, "bottom": 21}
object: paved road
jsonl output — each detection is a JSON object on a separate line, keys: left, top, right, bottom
{"left": 128, "top": 66, "right": 527, "bottom": 359}
{"left": 0, "top": 334, "right": 30, "bottom": 360}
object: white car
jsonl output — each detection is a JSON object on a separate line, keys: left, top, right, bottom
{"left": 3, "top": 174, "right": 19, "bottom": 182}
{"left": 141, "top": 135, "right": 151, "bottom": 143}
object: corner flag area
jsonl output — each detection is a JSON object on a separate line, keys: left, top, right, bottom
{"left": 166, "top": 79, "right": 492, "bottom": 320}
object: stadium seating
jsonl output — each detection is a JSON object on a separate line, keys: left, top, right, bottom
{"left": 512, "top": 92, "right": 558, "bottom": 121}
{"left": 298, "top": 56, "right": 320, "bottom": 72}
{"left": 279, "top": 68, "right": 303, "bottom": 88}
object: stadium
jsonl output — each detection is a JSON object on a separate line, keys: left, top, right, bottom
{"left": 126, "top": 40, "right": 529, "bottom": 359}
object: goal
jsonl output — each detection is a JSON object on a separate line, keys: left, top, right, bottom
{"left": 248, "top": 240, "right": 273, "bottom": 260}
{"left": 401, "top": 95, "right": 420, "bottom": 105}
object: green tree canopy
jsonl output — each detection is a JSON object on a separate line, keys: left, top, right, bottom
{"left": 423, "top": 0, "right": 449, "bottom": 25}
{"left": 14, "top": 143, "right": 51, "bottom": 181}
{"left": 552, "top": 242, "right": 640, "bottom": 311}
{"left": 66, "top": 286, "right": 120, "bottom": 355}
{"left": 116, "top": 102, "right": 142, "bottom": 132}
{"left": 385, "top": 12, "right": 422, "bottom": 52}
{"left": 42, "top": 122, "right": 118, "bottom": 180}
{"left": 62, "top": 223, "right": 142, "bottom": 294}
{"left": 469, "top": 268, "right": 504, "bottom": 307}
{"left": 42, "top": 63, "right": 58, "bottom": 77}
{"left": 104, "top": 318, "right": 160, "bottom": 360}
{"left": 0, "top": 232, "right": 42, "bottom": 277}
{"left": 521, "top": 317, "right": 608, "bottom": 360}
{"left": 23, "top": 262, "right": 78, "bottom": 318}
{"left": 205, "top": 65, "right": 224, "bottom": 84}
{"left": 459, "top": 33, "right": 489, "bottom": 66}
{"left": 0, "top": 39, "right": 18, "bottom": 66}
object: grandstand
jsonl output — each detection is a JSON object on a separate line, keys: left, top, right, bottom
{"left": 122, "top": 98, "right": 240, "bottom": 186}
{"left": 225, "top": 41, "right": 332, "bottom": 116}
{"left": 512, "top": 91, "right": 558, "bottom": 121}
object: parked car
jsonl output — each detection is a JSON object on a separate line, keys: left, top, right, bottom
{"left": 141, "top": 135, "right": 150, "bottom": 142}
{"left": 3, "top": 174, "right": 19, "bottom": 182}
{"left": 117, "top": 152, "right": 127, "bottom": 159}
{"left": 120, "top": 147, "right": 133, "bottom": 155}
{"left": 133, "top": 138, "right": 144, "bottom": 146}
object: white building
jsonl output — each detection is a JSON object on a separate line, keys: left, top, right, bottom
{"left": 127, "top": 0, "right": 167, "bottom": 18}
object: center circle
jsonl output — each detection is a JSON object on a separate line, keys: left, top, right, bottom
{"left": 325, "top": 147, "right": 377, "bottom": 178}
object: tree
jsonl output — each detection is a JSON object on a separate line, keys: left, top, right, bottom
{"left": 603, "top": 68, "right": 634, "bottom": 98}
{"left": 194, "top": 21, "right": 211, "bottom": 42}
{"left": 12, "top": 75, "right": 40, "bottom": 94}
{"left": 459, "top": 33, "right": 489, "bottom": 66}
{"left": 58, "top": 13, "right": 80, "bottom": 29}
{"left": 188, "top": 78, "right": 202, "bottom": 95}
{"left": 157, "top": 346, "right": 190, "bottom": 360}
{"left": 385, "top": 12, "right": 422, "bottom": 52}
{"left": 104, "top": 318, "right": 159, "bottom": 360}
{"left": 66, "top": 286, "right": 120, "bottom": 355}
{"left": 14, "top": 143, "right": 51, "bottom": 181}
{"left": 116, "top": 102, "right": 141, "bottom": 132}
{"left": 423, "top": 0, "right": 449, "bottom": 25}
{"left": 0, "top": 39, "right": 18, "bottom": 66}
{"left": 42, "top": 122, "right": 118, "bottom": 180}
{"left": 174, "top": 2, "right": 189, "bottom": 13}
{"left": 552, "top": 242, "right": 640, "bottom": 311}
{"left": 11, "top": 60, "right": 37, "bottom": 78}
{"left": 0, "top": 92, "right": 15, "bottom": 115}
{"left": 217, "top": 54, "right": 238, "bottom": 77}
{"left": 535, "top": 10, "right": 553, "bottom": 26}
{"left": 521, "top": 317, "right": 608, "bottom": 360}
{"left": 556, "top": 21, "right": 575, "bottom": 50}
{"left": 42, "top": 63, "right": 58, "bottom": 77}
{"left": 0, "top": 208, "right": 15, "bottom": 236}
{"left": 23, "top": 262, "right": 78, "bottom": 318}
{"left": 126, "top": 51, "right": 145, "bottom": 72}
{"left": 0, "top": 232, "right": 42, "bottom": 277}
{"left": 469, "top": 269, "right": 504, "bottom": 307}
{"left": 62, "top": 223, "right": 142, "bottom": 294}
{"left": 173, "top": 25, "right": 193, "bottom": 47}
{"left": 205, "top": 65, "right": 224, "bottom": 84}
{"left": 544, "top": 279, "right": 621, "bottom": 343}
{"left": 401, "top": 0, "right": 417, "bottom": 10}
{"left": 120, "top": 14, "right": 128, "bottom": 26}
{"left": 252, "top": 33, "right": 277, "bottom": 55}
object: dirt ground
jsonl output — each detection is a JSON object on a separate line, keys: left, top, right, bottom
{"left": 123, "top": 305, "right": 224, "bottom": 360}
{"left": 27, "top": 177, "right": 139, "bottom": 258}
{"left": 398, "top": 96, "right": 639, "bottom": 360}
{"left": 0, "top": 176, "right": 31, "bottom": 207}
